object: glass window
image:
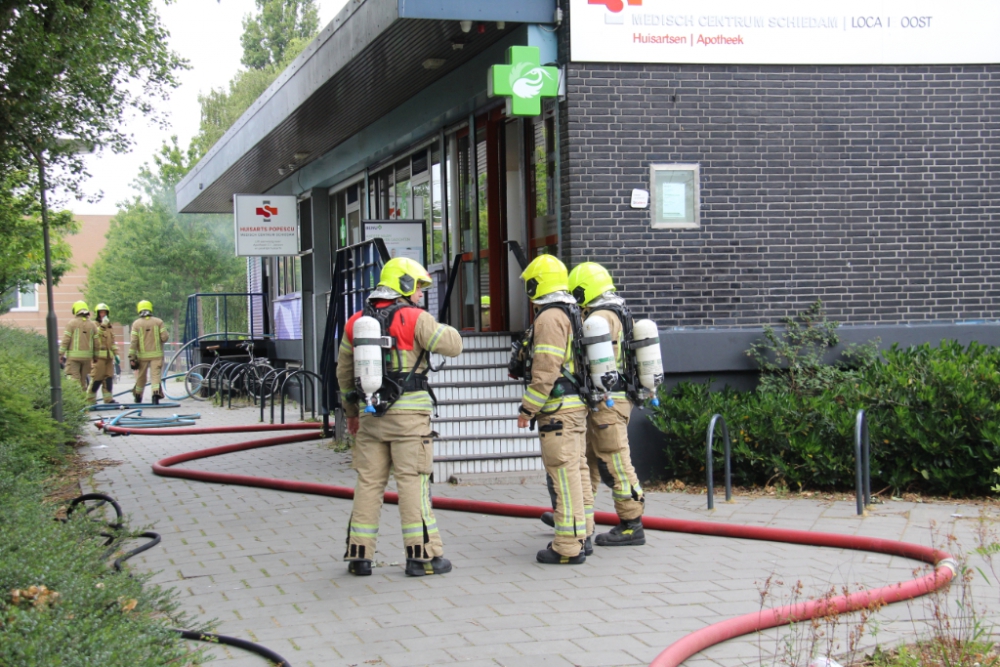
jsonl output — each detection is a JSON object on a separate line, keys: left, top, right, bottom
{"left": 393, "top": 160, "right": 410, "bottom": 219}
{"left": 529, "top": 112, "right": 558, "bottom": 258}
{"left": 430, "top": 145, "right": 443, "bottom": 265}
{"left": 7, "top": 285, "right": 38, "bottom": 311}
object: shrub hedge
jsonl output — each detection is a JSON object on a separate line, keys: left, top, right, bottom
{"left": 0, "top": 324, "right": 205, "bottom": 666}
{"left": 649, "top": 304, "right": 1000, "bottom": 496}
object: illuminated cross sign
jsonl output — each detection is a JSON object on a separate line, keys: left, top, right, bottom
{"left": 488, "top": 46, "right": 559, "bottom": 117}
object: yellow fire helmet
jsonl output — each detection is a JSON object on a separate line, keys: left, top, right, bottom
{"left": 95, "top": 302, "right": 110, "bottom": 316}
{"left": 71, "top": 300, "right": 90, "bottom": 315}
{"left": 521, "top": 254, "right": 568, "bottom": 300}
{"left": 481, "top": 295, "right": 491, "bottom": 307}
{"left": 378, "top": 257, "right": 432, "bottom": 297}
{"left": 568, "top": 262, "right": 616, "bottom": 306}
{"left": 137, "top": 300, "right": 153, "bottom": 314}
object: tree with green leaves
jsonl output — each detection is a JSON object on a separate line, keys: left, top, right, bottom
{"left": 240, "top": 0, "right": 318, "bottom": 70}
{"left": 0, "top": 169, "right": 77, "bottom": 310}
{"left": 0, "top": 0, "right": 182, "bottom": 312}
{"left": 85, "top": 138, "right": 244, "bottom": 335}
{"left": 190, "top": 0, "right": 317, "bottom": 159}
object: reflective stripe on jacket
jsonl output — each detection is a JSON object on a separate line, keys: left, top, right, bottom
{"left": 130, "top": 316, "right": 169, "bottom": 360}
{"left": 95, "top": 324, "right": 116, "bottom": 360}
{"left": 521, "top": 305, "right": 586, "bottom": 416}
{"left": 60, "top": 317, "right": 97, "bottom": 360}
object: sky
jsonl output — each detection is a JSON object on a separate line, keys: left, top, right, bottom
{"left": 72, "top": 0, "right": 347, "bottom": 215}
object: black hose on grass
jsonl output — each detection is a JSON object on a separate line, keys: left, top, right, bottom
{"left": 64, "top": 493, "right": 292, "bottom": 667}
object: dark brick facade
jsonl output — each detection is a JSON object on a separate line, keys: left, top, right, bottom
{"left": 563, "top": 62, "right": 1000, "bottom": 328}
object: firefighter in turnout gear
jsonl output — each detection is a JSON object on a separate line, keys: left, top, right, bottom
{"left": 88, "top": 304, "right": 117, "bottom": 404}
{"left": 567, "top": 262, "right": 646, "bottom": 546}
{"left": 515, "top": 254, "right": 594, "bottom": 564}
{"left": 337, "top": 257, "right": 463, "bottom": 577}
{"left": 129, "top": 300, "right": 169, "bottom": 404}
{"left": 60, "top": 301, "right": 98, "bottom": 390}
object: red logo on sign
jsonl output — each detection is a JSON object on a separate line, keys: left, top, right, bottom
{"left": 255, "top": 205, "right": 278, "bottom": 219}
{"left": 588, "top": 0, "right": 641, "bottom": 12}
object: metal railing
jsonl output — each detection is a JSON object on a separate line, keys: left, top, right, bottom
{"left": 438, "top": 253, "right": 463, "bottom": 324}
{"left": 182, "top": 292, "right": 268, "bottom": 366}
{"left": 318, "top": 238, "right": 391, "bottom": 415}
{"left": 855, "top": 409, "right": 872, "bottom": 515}
{"left": 705, "top": 414, "right": 732, "bottom": 510}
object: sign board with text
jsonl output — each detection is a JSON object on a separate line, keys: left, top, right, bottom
{"left": 234, "top": 195, "right": 299, "bottom": 256}
{"left": 571, "top": 0, "right": 1000, "bottom": 65}
{"left": 362, "top": 220, "right": 426, "bottom": 267}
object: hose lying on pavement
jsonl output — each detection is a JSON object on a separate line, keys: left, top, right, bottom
{"left": 64, "top": 493, "right": 292, "bottom": 666}
{"left": 97, "top": 421, "right": 956, "bottom": 667}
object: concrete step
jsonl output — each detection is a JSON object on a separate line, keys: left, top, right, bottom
{"left": 432, "top": 383, "right": 524, "bottom": 402}
{"left": 431, "top": 348, "right": 510, "bottom": 367}
{"left": 432, "top": 415, "right": 520, "bottom": 438}
{"left": 434, "top": 398, "right": 522, "bottom": 419}
{"left": 429, "top": 365, "right": 511, "bottom": 384}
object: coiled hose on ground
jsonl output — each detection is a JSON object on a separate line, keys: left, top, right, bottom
{"left": 64, "top": 492, "right": 293, "bottom": 666}
{"left": 95, "top": 420, "right": 956, "bottom": 667}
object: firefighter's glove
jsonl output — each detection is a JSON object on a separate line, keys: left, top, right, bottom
{"left": 129, "top": 358, "right": 139, "bottom": 371}
{"left": 517, "top": 406, "right": 532, "bottom": 430}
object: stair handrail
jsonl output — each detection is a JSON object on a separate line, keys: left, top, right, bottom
{"left": 319, "top": 238, "right": 391, "bottom": 417}
{"left": 438, "top": 253, "right": 463, "bottom": 324}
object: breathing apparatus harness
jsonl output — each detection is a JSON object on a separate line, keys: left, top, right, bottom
{"left": 350, "top": 300, "right": 437, "bottom": 417}
{"left": 508, "top": 301, "right": 595, "bottom": 415}
{"left": 583, "top": 301, "right": 662, "bottom": 408}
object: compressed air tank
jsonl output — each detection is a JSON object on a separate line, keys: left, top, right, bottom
{"left": 583, "top": 314, "right": 618, "bottom": 407}
{"left": 353, "top": 316, "right": 383, "bottom": 413}
{"left": 632, "top": 319, "right": 663, "bottom": 403}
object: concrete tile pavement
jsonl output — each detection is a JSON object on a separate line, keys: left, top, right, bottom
{"left": 81, "top": 401, "right": 1000, "bottom": 667}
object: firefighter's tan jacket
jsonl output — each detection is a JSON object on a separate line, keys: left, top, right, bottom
{"left": 95, "top": 322, "right": 116, "bottom": 360}
{"left": 60, "top": 316, "right": 97, "bottom": 360}
{"left": 129, "top": 316, "right": 169, "bottom": 361}
{"left": 337, "top": 303, "right": 462, "bottom": 418}
{"left": 521, "top": 304, "right": 586, "bottom": 416}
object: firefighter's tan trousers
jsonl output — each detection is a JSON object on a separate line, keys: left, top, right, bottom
{"left": 539, "top": 408, "right": 593, "bottom": 557}
{"left": 88, "top": 358, "right": 115, "bottom": 404}
{"left": 133, "top": 358, "right": 164, "bottom": 400}
{"left": 65, "top": 359, "right": 92, "bottom": 391}
{"left": 345, "top": 412, "right": 443, "bottom": 562}
{"left": 586, "top": 400, "right": 644, "bottom": 521}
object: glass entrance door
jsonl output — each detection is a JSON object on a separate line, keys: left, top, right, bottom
{"left": 448, "top": 108, "right": 512, "bottom": 332}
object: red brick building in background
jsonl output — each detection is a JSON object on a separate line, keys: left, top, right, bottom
{"left": 0, "top": 214, "right": 128, "bottom": 356}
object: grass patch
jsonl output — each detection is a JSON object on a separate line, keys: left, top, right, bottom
{"left": 0, "top": 324, "right": 207, "bottom": 666}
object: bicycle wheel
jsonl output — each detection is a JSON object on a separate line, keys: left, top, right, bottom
{"left": 185, "top": 364, "right": 213, "bottom": 400}
{"left": 244, "top": 362, "right": 273, "bottom": 401}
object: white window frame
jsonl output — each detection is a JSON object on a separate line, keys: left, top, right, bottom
{"left": 10, "top": 285, "right": 39, "bottom": 312}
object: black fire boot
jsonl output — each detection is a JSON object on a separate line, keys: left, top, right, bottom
{"left": 405, "top": 556, "right": 452, "bottom": 577}
{"left": 595, "top": 517, "right": 645, "bottom": 547}
{"left": 132, "top": 393, "right": 142, "bottom": 405}
{"left": 540, "top": 511, "right": 555, "bottom": 527}
{"left": 151, "top": 392, "right": 161, "bottom": 405}
{"left": 347, "top": 560, "right": 372, "bottom": 576}
{"left": 584, "top": 535, "right": 593, "bottom": 556}
{"left": 536, "top": 544, "right": 586, "bottom": 565}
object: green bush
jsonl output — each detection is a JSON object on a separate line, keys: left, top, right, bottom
{"left": 0, "top": 325, "right": 87, "bottom": 468}
{"left": 0, "top": 447, "right": 207, "bottom": 667}
{"left": 650, "top": 303, "right": 1000, "bottom": 496}
{"left": 0, "top": 325, "right": 206, "bottom": 665}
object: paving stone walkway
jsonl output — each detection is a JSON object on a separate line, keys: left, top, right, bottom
{"left": 81, "top": 401, "right": 1000, "bottom": 667}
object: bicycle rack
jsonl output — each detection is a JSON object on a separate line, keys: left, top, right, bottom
{"left": 706, "top": 414, "right": 732, "bottom": 510}
{"left": 263, "top": 369, "right": 295, "bottom": 424}
{"left": 226, "top": 362, "right": 255, "bottom": 409}
{"left": 855, "top": 409, "right": 872, "bottom": 515}
{"left": 280, "top": 370, "right": 320, "bottom": 424}
{"left": 258, "top": 368, "right": 286, "bottom": 423}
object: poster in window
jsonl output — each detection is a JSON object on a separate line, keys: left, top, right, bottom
{"left": 650, "top": 164, "right": 700, "bottom": 229}
{"left": 362, "top": 220, "right": 426, "bottom": 266}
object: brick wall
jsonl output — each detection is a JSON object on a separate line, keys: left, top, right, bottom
{"left": 564, "top": 63, "right": 1000, "bottom": 328}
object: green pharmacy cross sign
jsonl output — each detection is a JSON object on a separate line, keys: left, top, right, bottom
{"left": 488, "top": 46, "right": 559, "bottom": 117}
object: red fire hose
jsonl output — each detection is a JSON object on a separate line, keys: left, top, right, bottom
{"left": 106, "top": 421, "right": 955, "bottom": 666}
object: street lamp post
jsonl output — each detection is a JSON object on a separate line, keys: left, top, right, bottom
{"left": 35, "top": 149, "right": 63, "bottom": 422}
